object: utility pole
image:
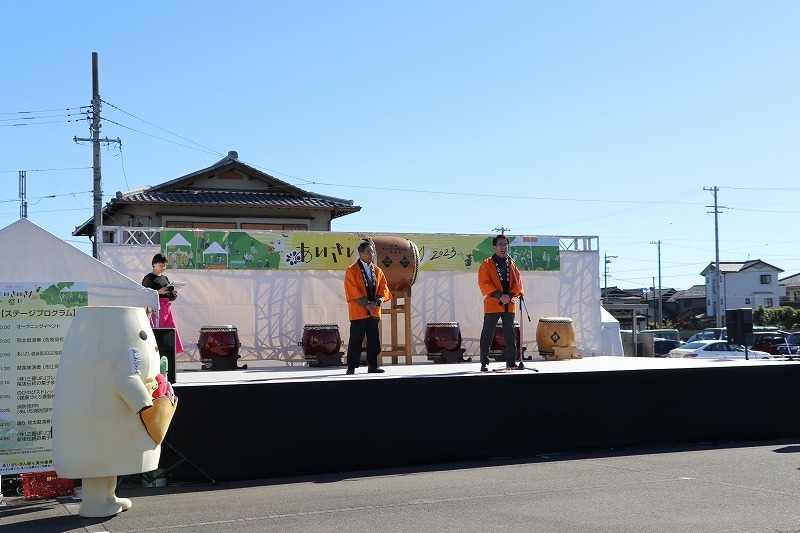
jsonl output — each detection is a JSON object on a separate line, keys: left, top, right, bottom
{"left": 74, "top": 52, "right": 120, "bottom": 258}
{"left": 19, "top": 171, "right": 27, "bottom": 218}
{"left": 704, "top": 186, "right": 724, "bottom": 327}
{"left": 603, "top": 253, "right": 618, "bottom": 304}
{"left": 650, "top": 240, "right": 662, "bottom": 327}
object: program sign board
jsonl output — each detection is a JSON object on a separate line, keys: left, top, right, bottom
{"left": 0, "top": 282, "right": 86, "bottom": 475}
{"left": 161, "top": 231, "right": 560, "bottom": 272}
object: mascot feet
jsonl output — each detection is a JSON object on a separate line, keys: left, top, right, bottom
{"left": 78, "top": 477, "right": 124, "bottom": 517}
{"left": 107, "top": 476, "right": 132, "bottom": 511}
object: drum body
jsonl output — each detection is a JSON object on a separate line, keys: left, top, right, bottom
{"left": 370, "top": 236, "right": 420, "bottom": 292}
{"left": 424, "top": 322, "right": 462, "bottom": 355}
{"left": 489, "top": 321, "right": 521, "bottom": 354}
{"left": 197, "top": 325, "right": 240, "bottom": 367}
{"left": 536, "top": 317, "right": 575, "bottom": 355}
{"left": 301, "top": 324, "right": 342, "bottom": 358}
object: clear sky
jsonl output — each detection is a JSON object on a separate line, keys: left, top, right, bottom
{"left": 2, "top": 1, "right": 798, "bottom": 292}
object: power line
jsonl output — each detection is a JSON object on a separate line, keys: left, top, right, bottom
{"left": 100, "top": 116, "right": 221, "bottom": 156}
{"left": 101, "top": 99, "right": 224, "bottom": 156}
{"left": 0, "top": 167, "right": 91, "bottom": 173}
{"left": 0, "top": 106, "right": 89, "bottom": 115}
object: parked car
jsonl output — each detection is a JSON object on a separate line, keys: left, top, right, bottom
{"left": 776, "top": 332, "right": 800, "bottom": 357}
{"left": 750, "top": 332, "right": 790, "bottom": 355}
{"left": 667, "top": 340, "right": 774, "bottom": 360}
{"left": 640, "top": 329, "right": 681, "bottom": 342}
{"left": 686, "top": 327, "right": 727, "bottom": 343}
{"left": 653, "top": 338, "right": 683, "bottom": 356}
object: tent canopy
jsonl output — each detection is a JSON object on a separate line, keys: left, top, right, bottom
{"left": 600, "top": 306, "right": 623, "bottom": 356}
{"left": 202, "top": 242, "right": 227, "bottom": 255}
{"left": 0, "top": 218, "right": 158, "bottom": 309}
{"left": 166, "top": 233, "right": 192, "bottom": 247}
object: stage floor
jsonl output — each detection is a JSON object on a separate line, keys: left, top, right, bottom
{"left": 172, "top": 355, "right": 795, "bottom": 387}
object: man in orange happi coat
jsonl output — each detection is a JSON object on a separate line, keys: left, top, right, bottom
{"left": 344, "top": 238, "right": 392, "bottom": 374}
{"left": 478, "top": 234, "right": 525, "bottom": 371}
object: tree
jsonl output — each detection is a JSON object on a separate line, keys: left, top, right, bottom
{"left": 752, "top": 305, "right": 800, "bottom": 330}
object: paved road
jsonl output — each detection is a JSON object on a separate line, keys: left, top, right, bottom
{"left": 3, "top": 439, "right": 800, "bottom": 532}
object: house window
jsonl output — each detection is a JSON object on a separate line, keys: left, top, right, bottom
{"left": 241, "top": 223, "right": 307, "bottom": 231}
{"left": 166, "top": 221, "right": 236, "bottom": 229}
{"left": 760, "top": 275, "right": 772, "bottom": 284}
{"left": 764, "top": 298, "right": 773, "bottom": 308}
{"left": 794, "top": 291, "right": 800, "bottom": 301}
{"left": 745, "top": 298, "right": 750, "bottom": 304}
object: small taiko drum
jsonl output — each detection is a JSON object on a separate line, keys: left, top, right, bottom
{"left": 300, "top": 324, "right": 343, "bottom": 367}
{"left": 197, "top": 325, "right": 242, "bottom": 370}
{"left": 536, "top": 317, "right": 575, "bottom": 355}
{"left": 490, "top": 320, "right": 521, "bottom": 354}
{"left": 424, "top": 322, "right": 462, "bottom": 355}
{"left": 370, "top": 236, "right": 420, "bottom": 292}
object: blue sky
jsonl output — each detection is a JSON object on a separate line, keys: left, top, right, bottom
{"left": 2, "top": 1, "right": 799, "bottom": 291}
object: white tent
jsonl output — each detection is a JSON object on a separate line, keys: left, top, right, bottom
{"left": 165, "top": 233, "right": 192, "bottom": 247}
{"left": 600, "top": 306, "right": 623, "bottom": 356}
{"left": 0, "top": 218, "right": 158, "bottom": 309}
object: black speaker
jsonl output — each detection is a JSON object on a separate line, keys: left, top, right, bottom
{"left": 153, "top": 327, "right": 177, "bottom": 383}
{"left": 726, "top": 308, "right": 753, "bottom": 346}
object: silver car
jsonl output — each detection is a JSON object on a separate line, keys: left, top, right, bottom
{"left": 667, "top": 340, "right": 774, "bottom": 360}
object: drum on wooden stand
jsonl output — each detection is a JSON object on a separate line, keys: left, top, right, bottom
{"left": 535, "top": 317, "right": 575, "bottom": 356}
{"left": 424, "top": 322, "right": 470, "bottom": 363}
{"left": 370, "top": 236, "right": 420, "bottom": 292}
{"left": 197, "top": 325, "right": 246, "bottom": 370}
{"left": 300, "top": 324, "right": 343, "bottom": 367}
{"left": 489, "top": 320, "right": 524, "bottom": 361}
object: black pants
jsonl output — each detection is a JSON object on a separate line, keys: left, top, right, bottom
{"left": 347, "top": 317, "right": 381, "bottom": 369}
{"left": 479, "top": 312, "right": 517, "bottom": 367}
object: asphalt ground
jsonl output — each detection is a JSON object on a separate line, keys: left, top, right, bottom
{"left": 2, "top": 438, "right": 800, "bottom": 533}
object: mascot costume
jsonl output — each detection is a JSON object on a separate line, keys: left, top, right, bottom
{"left": 52, "top": 306, "right": 177, "bottom": 517}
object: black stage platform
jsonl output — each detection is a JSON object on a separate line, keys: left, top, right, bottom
{"left": 162, "top": 357, "right": 800, "bottom": 482}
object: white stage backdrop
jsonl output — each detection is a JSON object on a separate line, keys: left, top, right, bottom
{"left": 101, "top": 246, "right": 604, "bottom": 361}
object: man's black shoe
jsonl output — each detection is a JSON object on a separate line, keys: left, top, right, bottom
{"left": 345, "top": 368, "right": 355, "bottom": 375}
{"left": 480, "top": 365, "right": 488, "bottom": 372}
{"left": 367, "top": 366, "right": 385, "bottom": 373}
{"left": 517, "top": 362, "right": 525, "bottom": 369}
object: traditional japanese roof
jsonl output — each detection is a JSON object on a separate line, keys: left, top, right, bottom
{"left": 667, "top": 284, "right": 706, "bottom": 303}
{"left": 73, "top": 151, "right": 360, "bottom": 236}
{"left": 699, "top": 260, "right": 783, "bottom": 276}
{"left": 779, "top": 273, "right": 800, "bottom": 286}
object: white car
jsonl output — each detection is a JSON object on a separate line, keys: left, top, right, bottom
{"left": 667, "top": 340, "right": 774, "bottom": 360}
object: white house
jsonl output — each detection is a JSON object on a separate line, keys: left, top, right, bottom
{"left": 701, "top": 260, "right": 785, "bottom": 319}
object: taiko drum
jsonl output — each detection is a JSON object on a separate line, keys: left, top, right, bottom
{"left": 535, "top": 317, "right": 575, "bottom": 355}
{"left": 424, "top": 322, "right": 462, "bottom": 355}
{"left": 300, "top": 324, "right": 343, "bottom": 358}
{"left": 370, "top": 236, "right": 420, "bottom": 292}
{"left": 197, "top": 325, "right": 240, "bottom": 365}
{"left": 489, "top": 320, "right": 521, "bottom": 353}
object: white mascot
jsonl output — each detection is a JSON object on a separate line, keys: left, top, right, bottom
{"left": 53, "top": 306, "right": 176, "bottom": 517}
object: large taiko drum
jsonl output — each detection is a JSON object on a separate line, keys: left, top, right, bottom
{"left": 536, "top": 317, "right": 575, "bottom": 355}
{"left": 370, "top": 236, "right": 420, "bottom": 292}
{"left": 300, "top": 324, "right": 343, "bottom": 367}
{"left": 197, "top": 325, "right": 243, "bottom": 370}
{"left": 424, "top": 322, "right": 462, "bottom": 355}
{"left": 489, "top": 320, "right": 521, "bottom": 354}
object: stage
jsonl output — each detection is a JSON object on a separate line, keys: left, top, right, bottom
{"left": 163, "top": 356, "right": 800, "bottom": 482}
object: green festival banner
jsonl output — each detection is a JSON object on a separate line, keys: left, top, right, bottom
{"left": 161, "top": 231, "right": 560, "bottom": 272}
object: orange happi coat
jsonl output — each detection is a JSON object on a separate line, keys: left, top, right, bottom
{"left": 478, "top": 255, "right": 525, "bottom": 314}
{"left": 344, "top": 261, "right": 392, "bottom": 320}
